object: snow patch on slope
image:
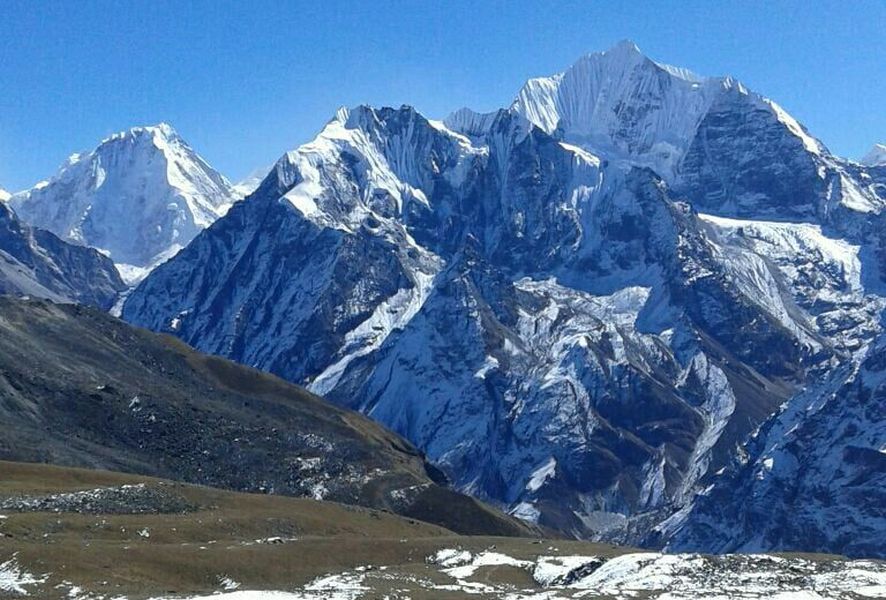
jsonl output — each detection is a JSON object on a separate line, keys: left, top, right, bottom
{"left": 0, "top": 555, "right": 46, "bottom": 595}
{"left": 699, "top": 212, "right": 882, "bottom": 353}
{"left": 309, "top": 269, "right": 439, "bottom": 397}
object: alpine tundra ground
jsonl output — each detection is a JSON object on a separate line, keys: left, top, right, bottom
{"left": 1, "top": 462, "right": 884, "bottom": 599}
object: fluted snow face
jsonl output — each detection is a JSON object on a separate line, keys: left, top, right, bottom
{"left": 442, "top": 107, "right": 503, "bottom": 138}
{"left": 512, "top": 42, "right": 831, "bottom": 187}
{"left": 10, "top": 124, "right": 237, "bottom": 273}
{"left": 512, "top": 42, "right": 886, "bottom": 230}
{"left": 512, "top": 41, "right": 726, "bottom": 179}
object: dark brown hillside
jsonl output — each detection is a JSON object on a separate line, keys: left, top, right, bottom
{"left": 0, "top": 296, "right": 536, "bottom": 538}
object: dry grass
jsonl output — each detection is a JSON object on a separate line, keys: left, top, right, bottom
{"left": 0, "top": 461, "right": 623, "bottom": 599}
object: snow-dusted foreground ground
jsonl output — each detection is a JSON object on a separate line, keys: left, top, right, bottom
{"left": 8, "top": 548, "right": 883, "bottom": 599}
{"left": 160, "top": 550, "right": 886, "bottom": 599}
{"left": 0, "top": 555, "right": 45, "bottom": 596}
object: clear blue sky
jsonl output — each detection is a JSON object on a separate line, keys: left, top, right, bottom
{"left": 1, "top": 0, "right": 883, "bottom": 191}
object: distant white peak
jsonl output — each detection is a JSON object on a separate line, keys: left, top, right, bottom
{"left": 605, "top": 39, "right": 707, "bottom": 82}
{"left": 600, "top": 39, "right": 645, "bottom": 64}
{"left": 610, "top": 38, "right": 641, "bottom": 53}
{"left": 512, "top": 40, "right": 719, "bottom": 134}
{"left": 861, "top": 143, "right": 886, "bottom": 166}
{"left": 10, "top": 121, "right": 236, "bottom": 268}
{"left": 47, "top": 122, "right": 221, "bottom": 191}
{"left": 0, "top": 187, "right": 10, "bottom": 202}
{"left": 510, "top": 41, "right": 729, "bottom": 180}
{"left": 233, "top": 164, "right": 273, "bottom": 198}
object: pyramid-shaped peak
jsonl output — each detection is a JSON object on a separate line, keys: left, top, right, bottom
{"left": 10, "top": 120, "right": 236, "bottom": 269}
{"left": 568, "top": 41, "right": 707, "bottom": 84}
{"left": 510, "top": 43, "right": 735, "bottom": 179}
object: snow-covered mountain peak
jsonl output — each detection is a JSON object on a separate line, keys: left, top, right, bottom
{"left": 510, "top": 44, "right": 834, "bottom": 190}
{"left": 98, "top": 122, "right": 180, "bottom": 151}
{"left": 0, "top": 187, "right": 10, "bottom": 202}
{"left": 511, "top": 44, "right": 726, "bottom": 178}
{"left": 153, "top": 121, "right": 177, "bottom": 137}
{"left": 585, "top": 39, "right": 646, "bottom": 67}
{"left": 299, "top": 106, "right": 568, "bottom": 223}
{"left": 340, "top": 103, "right": 447, "bottom": 137}
{"left": 609, "top": 38, "right": 642, "bottom": 53}
{"left": 232, "top": 164, "right": 273, "bottom": 198}
{"left": 862, "top": 143, "right": 886, "bottom": 166}
{"left": 10, "top": 123, "right": 237, "bottom": 271}
{"left": 267, "top": 102, "right": 496, "bottom": 233}
{"left": 332, "top": 105, "right": 351, "bottom": 124}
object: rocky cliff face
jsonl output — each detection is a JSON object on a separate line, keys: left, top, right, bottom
{"left": 663, "top": 332, "right": 886, "bottom": 558}
{"left": 121, "top": 44, "right": 886, "bottom": 555}
{"left": 0, "top": 202, "right": 125, "bottom": 309}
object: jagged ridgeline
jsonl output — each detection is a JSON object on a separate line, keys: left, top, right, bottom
{"left": 8, "top": 42, "right": 883, "bottom": 558}
{"left": 119, "top": 42, "right": 886, "bottom": 556}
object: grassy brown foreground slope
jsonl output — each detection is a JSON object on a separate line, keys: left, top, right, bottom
{"left": 0, "top": 461, "right": 623, "bottom": 599}
{"left": 0, "top": 296, "right": 534, "bottom": 537}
